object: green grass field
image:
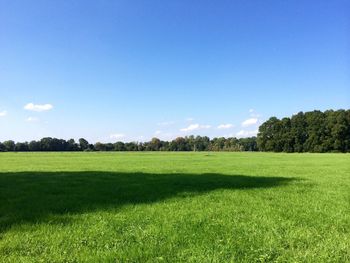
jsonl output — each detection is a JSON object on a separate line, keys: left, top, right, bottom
{"left": 0, "top": 152, "right": 349, "bottom": 262}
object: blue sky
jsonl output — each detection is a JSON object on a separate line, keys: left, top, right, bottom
{"left": 0, "top": 0, "right": 349, "bottom": 142}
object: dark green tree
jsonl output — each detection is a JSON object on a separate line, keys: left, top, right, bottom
{"left": 79, "top": 138, "right": 89, "bottom": 151}
{"left": 3, "top": 140, "right": 15, "bottom": 151}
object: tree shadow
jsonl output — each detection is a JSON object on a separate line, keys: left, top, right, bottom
{"left": 0, "top": 171, "right": 295, "bottom": 233}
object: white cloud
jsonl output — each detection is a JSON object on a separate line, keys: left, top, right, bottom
{"left": 26, "top": 116, "right": 39, "bottom": 122}
{"left": 24, "top": 103, "right": 53, "bottom": 112}
{"left": 241, "top": 118, "right": 258, "bottom": 127}
{"left": 236, "top": 129, "right": 258, "bottom": 138}
{"left": 110, "top": 133, "right": 125, "bottom": 139}
{"left": 217, "top": 123, "right": 234, "bottom": 129}
{"left": 180, "top": 123, "right": 211, "bottom": 132}
{"left": 186, "top": 117, "right": 194, "bottom": 122}
{"left": 0, "top": 110, "right": 7, "bottom": 117}
{"left": 249, "top": 109, "right": 261, "bottom": 118}
{"left": 154, "top": 130, "right": 162, "bottom": 135}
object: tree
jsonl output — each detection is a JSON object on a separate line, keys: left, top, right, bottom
{"left": 1, "top": 110, "right": 348, "bottom": 153}
{"left": 257, "top": 117, "right": 280, "bottom": 151}
{"left": 94, "top": 142, "right": 105, "bottom": 151}
{"left": 105, "top": 143, "right": 114, "bottom": 151}
{"left": 148, "top": 138, "right": 161, "bottom": 151}
{"left": 170, "top": 137, "right": 189, "bottom": 151}
{"left": 40, "top": 137, "right": 54, "bottom": 151}
{"left": 195, "top": 136, "right": 210, "bottom": 151}
{"left": 3, "top": 140, "right": 15, "bottom": 151}
{"left": 0, "top": 142, "right": 6, "bottom": 152}
{"left": 239, "top": 137, "right": 258, "bottom": 151}
{"left": 328, "top": 110, "right": 349, "bottom": 152}
{"left": 303, "top": 110, "right": 326, "bottom": 152}
{"left": 67, "top": 139, "right": 79, "bottom": 151}
{"left": 210, "top": 137, "right": 226, "bottom": 151}
{"left": 257, "top": 109, "right": 350, "bottom": 153}
{"left": 28, "top": 140, "right": 41, "bottom": 151}
{"left": 124, "top": 142, "right": 138, "bottom": 151}
{"left": 114, "top": 141, "right": 126, "bottom": 151}
{"left": 15, "top": 142, "right": 29, "bottom": 151}
{"left": 79, "top": 138, "right": 89, "bottom": 151}
{"left": 290, "top": 112, "right": 307, "bottom": 152}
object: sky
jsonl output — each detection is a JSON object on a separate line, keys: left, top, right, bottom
{"left": 0, "top": 0, "right": 349, "bottom": 143}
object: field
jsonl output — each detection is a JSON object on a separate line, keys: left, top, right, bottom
{"left": 0, "top": 152, "right": 349, "bottom": 262}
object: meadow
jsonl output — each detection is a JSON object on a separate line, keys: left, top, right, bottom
{"left": 0, "top": 152, "right": 349, "bottom": 262}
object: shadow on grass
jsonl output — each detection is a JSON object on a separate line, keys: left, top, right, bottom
{"left": 0, "top": 171, "right": 295, "bottom": 233}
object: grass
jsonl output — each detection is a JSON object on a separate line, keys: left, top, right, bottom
{"left": 0, "top": 152, "right": 349, "bottom": 262}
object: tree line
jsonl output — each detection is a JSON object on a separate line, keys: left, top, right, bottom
{"left": 257, "top": 109, "right": 350, "bottom": 152}
{"left": 1, "top": 109, "right": 348, "bottom": 153}
{"left": 0, "top": 136, "right": 258, "bottom": 152}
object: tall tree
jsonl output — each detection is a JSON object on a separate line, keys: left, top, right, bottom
{"left": 79, "top": 138, "right": 89, "bottom": 151}
{"left": 3, "top": 140, "right": 15, "bottom": 151}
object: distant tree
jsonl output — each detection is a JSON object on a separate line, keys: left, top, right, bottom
{"left": 0, "top": 142, "right": 6, "bottom": 152}
{"left": 51, "top": 138, "right": 67, "bottom": 151}
{"left": 28, "top": 140, "right": 41, "bottom": 151}
{"left": 345, "top": 109, "right": 350, "bottom": 151}
{"left": 195, "top": 136, "right": 210, "bottom": 151}
{"left": 114, "top": 141, "right": 126, "bottom": 151}
{"left": 124, "top": 142, "right": 138, "bottom": 151}
{"left": 239, "top": 137, "right": 258, "bottom": 151}
{"left": 186, "top": 135, "right": 195, "bottom": 151}
{"left": 257, "top": 117, "right": 281, "bottom": 151}
{"left": 225, "top": 137, "right": 242, "bottom": 151}
{"left": 290, "top": 112, "right": 307, "bottom": 152}
{"left": 15, "top": 142, "right": 29, "bottom": 151}
{"left": 94, "top": 142, "right": 105, "bottom": 151}
{"left": 148, "top": 138, "right": 161, "bottom": 151}
{"left": 159, "top": 141, "right": 170, "bottom": 151}
{"left": 2, "top": 109, "right": 348, "bottom": 153}
{"left": 210, "top": 137, "right": 226, "bottom": 151}
{"left": 105, "top": 143, "right": 114, "bottom": 151}
{"left": 303, "top": 110, "right": 326, "bottom": 152}
{"left": 40, "top": 137, "right": 54, "bottom": 151}
{"left": 170, "top": 137, "right": 189, "bottom": 151}
{"left": 258, "top": 109, "right": 350, "bottom": 153}
{"left": 79, "top": 138, "right": 89, "bottom": 151}
{"left": 3, "top": 140, "right": 15, "bottom": 151}
{"left": 67, "top": 139, "right": 79, "bottom": 151}
{"left": 328, "top": 110, "right": 349, "bottom": 152}
{"left": 279, "top": 117, "right": 293, "bottom": 152}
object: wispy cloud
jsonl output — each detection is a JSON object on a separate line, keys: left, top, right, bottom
{"left": 26, "top": 116, "right": 40, "bottom": 122}
{"left": 110, "top": 133, "right": 125, "bottom": 139}
{"left": 180, "top": 123, "right": 211, "bottom": 132}
{"left": 0, "top": 110, "right": 7, "bottom": 117}
{"left": 217, "top": 123, "right": 234, "bottom": 129}
{"left": 236, "top": 129, "right": 258, "bottom": 138}
{"left": 248, "top": 109, "right": 261, "bottom": 118}
{"left": 185, "top": 117, "right": 194, "bottom": 122}
{"left": 154, "top": 130, "right": 162, "bottom": 135}
{"left": 24, "top": 103, "right": 53, "bottom": 112}
{"left": 241, "top": 118, "right": 258, "bottom": 127}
